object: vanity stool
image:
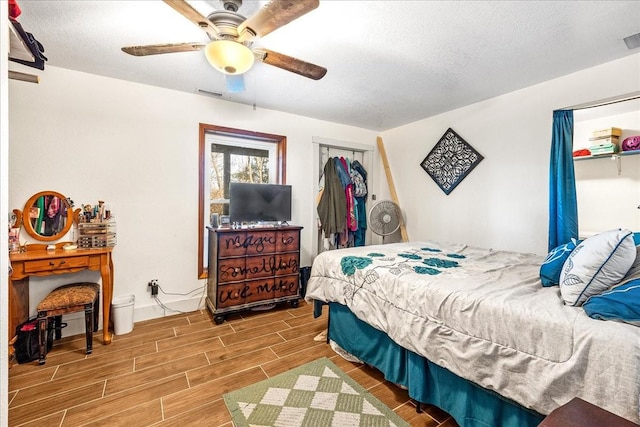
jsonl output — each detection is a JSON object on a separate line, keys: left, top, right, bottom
{"left": 36, "top": 282, "right": 100, "bottom": 365}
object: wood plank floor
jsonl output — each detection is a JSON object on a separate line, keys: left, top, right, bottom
{"left": 8, "top": 301, "right": 458, "bottom": 426}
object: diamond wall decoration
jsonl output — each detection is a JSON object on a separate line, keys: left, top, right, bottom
{"left": 420, "top": 128, "right": 484, "bottom": 195}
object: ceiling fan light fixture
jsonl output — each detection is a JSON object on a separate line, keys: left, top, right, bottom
{"left": 204, "top": 40, "right": 254, "bottom": 75}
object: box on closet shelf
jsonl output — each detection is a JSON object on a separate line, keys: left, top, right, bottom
{"left": 589, "top": 127, "right": 622, "bottom": 155}
{"left": 591, "top": 127, "right": 622, "bottom": 138}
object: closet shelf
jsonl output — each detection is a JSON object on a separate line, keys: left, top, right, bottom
{"left": 574, "top": 150, "right": 639, "bottom": 175}
{"left": 573, "top": 150, "right": 640, "bottom": 161}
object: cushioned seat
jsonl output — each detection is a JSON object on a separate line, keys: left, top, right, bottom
{"left": 36, "top": 282, "right": 100, "bottom": 365}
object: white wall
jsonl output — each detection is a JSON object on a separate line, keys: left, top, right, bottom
{"left": 379, "top": 53, "right": 640, "bottom": 255}
{"left": 574, "top": 102, "right": 640, "bottom": 236}
{"left": 8, "top": 65, "right": 378, "bottom": 332}
{"left": 8, "top": 53, "right": 640, "bottom": 335}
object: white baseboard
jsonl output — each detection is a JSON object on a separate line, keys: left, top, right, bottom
{"left": 133, "top": 295, "right": 206, "bottom": 323}
{"left": 58, "top": 295, "right": 206, "bottom": 338}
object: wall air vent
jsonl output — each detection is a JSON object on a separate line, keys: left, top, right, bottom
{"left": 197, "top": 89, "right": 223, "bottom": 97}
{"left": 623, "top": 32, "right": 640, "bottom": 50}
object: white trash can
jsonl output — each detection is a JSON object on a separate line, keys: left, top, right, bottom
{"left": 112, "top": 295, "right": 135, "bottom": 335}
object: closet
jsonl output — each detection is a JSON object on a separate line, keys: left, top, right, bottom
{"left": 573, "top": 96, "right": 640, "bottom": 237}
{"left": 312, "top": 137, "right": 374, "bottom": 256}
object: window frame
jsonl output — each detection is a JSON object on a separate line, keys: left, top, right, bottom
{"left": 198, "top": 123, "right": 286, "bottom": 279}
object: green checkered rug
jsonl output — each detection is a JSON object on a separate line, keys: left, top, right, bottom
{"left": 223, "top": 357, "right": 410, "bottom": 427}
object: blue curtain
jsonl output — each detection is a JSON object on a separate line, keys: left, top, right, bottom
{"left": 548, "top": 110, "right": 578, "bottom": 251}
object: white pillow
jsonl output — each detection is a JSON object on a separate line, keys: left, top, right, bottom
{"left": 559, "top": 229, "right": 636, "bottom": 306}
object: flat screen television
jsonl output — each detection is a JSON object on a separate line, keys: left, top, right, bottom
{"left": 229, "top": 182, "right": 292, "bottom": 224}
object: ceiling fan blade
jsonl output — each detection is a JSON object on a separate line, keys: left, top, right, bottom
{"left": 237, "top": 0, "right": 319, "bottom": 42}
{"left": 121, "top": 43, "right": 205, "bottom": 56}
{"left": 256, "top": 48, "right": 326, "bottom": 80}
{"left": 163, "top": 0, "right": 219, "bottom": 39}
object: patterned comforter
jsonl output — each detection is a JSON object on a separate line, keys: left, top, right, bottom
{"left": 305, "top": 241, "right": 640, "bottom": 422}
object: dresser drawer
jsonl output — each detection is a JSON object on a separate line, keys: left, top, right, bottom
{"left": 275, "top": 274, "right": 300, "bottom": 298}
{"left": 215, "top": 276, "right": 300, "bottom": 310}
{"left": 276, "top": 230, "right": 300, "bottom": 253}
{"left": 273, "top": 253, "right": 299, "bottom": 276}
{"left": 24, "top": 256, "right": 90, "bottom": 273}
{"left": 243, "top": 253, "right": 299, "bottom": 279}
{"left": 218, "top": 230, "right": 280, "bottom": 257}
{"left": 217, "top": 232, "right": 248, "bottom": 257}
{"left": 244, "top": 278, "right": 276, "bottom": 304}
{"left": 217, "top": 258, "right": 246, "bottom": 284}
{"left": 242, "top": 276, "right": 299, "bottom": 304}
{"left": 216, "top": 282, "right": 251, "bottom": 308}
{"left": 244, "top": 255, "right": 276, "bottom": 279}
{"left": 217, "top": 277, "right": 293, "bottom": 308}
{"left": 245, "top": 231, "right": 276, "bottom": 256}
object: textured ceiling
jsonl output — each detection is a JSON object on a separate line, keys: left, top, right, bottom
{"left": 10, "top": 0, "right": 640, "bottom": 131}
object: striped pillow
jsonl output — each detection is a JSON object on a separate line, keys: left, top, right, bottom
{"left": 559, "top": 229, "right": 636, "bottom": 306}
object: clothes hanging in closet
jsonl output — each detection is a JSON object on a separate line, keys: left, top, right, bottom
{"left": 351, "top": 160, "right": 368, "bottom": 247}
{"left": 317, "top": 156, "right": 368, "bottom": 248}
{"left": 317, "top": 157, "right": 347, "bottom": 236}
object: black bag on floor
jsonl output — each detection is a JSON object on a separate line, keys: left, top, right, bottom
{"left": 299, "top": 266, "right": 311, "bottom": 298}
{"left": 13, "top": 318, "right": 53, "bottom": 364}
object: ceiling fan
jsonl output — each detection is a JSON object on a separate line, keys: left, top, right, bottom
{"left": 121, "top": 0, "right": 327, "bottom": 91}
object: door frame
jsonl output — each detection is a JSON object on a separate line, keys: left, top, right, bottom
{"left": 311, "top": 136, "right": 376, "bottom": 260}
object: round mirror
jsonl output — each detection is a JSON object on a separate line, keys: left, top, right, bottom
{"left": 23, "top": 190, "right": 74, "bottom": 241}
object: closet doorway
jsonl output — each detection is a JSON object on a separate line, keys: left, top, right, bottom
{"left": 312, "top": 137, "right": 375, "bottom": 257}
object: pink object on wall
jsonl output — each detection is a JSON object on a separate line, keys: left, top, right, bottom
{"left": 621, "top": 135, "right": 640, "bottom": 151}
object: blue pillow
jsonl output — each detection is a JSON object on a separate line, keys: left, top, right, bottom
{"left": 540, "top": 238, "right": 580, "bottom": 287}
{"left": 583, "top": 278, "right": 640, "bottom": 326}
{"left": 634, "top": 232, "right": 640, "bottom": 246}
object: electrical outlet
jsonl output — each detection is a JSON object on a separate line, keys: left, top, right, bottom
{"left": 148, "top": 279, "right": 159, "bottom": 296}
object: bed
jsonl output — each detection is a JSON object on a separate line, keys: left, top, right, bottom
{"left": 304, "top": 237, "right": 640, "bottom": 426}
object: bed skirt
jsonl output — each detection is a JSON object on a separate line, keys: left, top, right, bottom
{"left": 326, "top": 302, "right": 545, "bottom": 427}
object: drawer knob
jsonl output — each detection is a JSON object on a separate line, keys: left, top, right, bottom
{"left": 49, "top": 261, "right": 55, "bottom": 267}
{"left": 234, "top": 293, "right": 239, "bottom": 298}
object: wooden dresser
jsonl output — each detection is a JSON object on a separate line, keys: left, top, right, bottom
{"left": 206, "top": 225, "right": 302, "bottom": 324}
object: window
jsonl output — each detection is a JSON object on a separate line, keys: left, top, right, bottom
{"left": 209, "top": 140, "right": 274, "bottom": 219}
{"left": 198, "top": 124, "right": 286, "bottom": 279}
